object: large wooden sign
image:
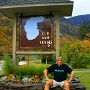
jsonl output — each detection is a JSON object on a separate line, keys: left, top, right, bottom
{"left": 19, "top": 16, "right": 54, "bottom": 49}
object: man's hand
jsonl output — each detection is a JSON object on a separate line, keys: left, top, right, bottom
{"left": 67, "top": 79, "right": 71, "bottom": 83}
{"left": 68, "top": 71, "right": 74, "bottom": 83}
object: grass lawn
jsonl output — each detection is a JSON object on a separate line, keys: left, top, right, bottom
{"left": 75, "top": 72, "right": 90, "bottom": 90}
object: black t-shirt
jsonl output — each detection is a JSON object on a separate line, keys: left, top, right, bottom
{"left": 47, "top": 64, "right": 73, "bottom": 82}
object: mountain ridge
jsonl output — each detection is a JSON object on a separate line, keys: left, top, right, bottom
{"left": 60, "top": 14, "right": 90, "bottom": 38}
{"left": 67, "top": 14, "right": 90, "bottom": 26}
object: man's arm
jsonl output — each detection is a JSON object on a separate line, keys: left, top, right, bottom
{"left": 44, "top": 69, "right": 50, "bottom": 80}
{"left": 68, "top": 71, "right": 74, "bottom": 82}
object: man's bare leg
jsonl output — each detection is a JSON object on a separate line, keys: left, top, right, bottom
{"left": 63, "top": 81, "right": 70, "bottom": 90}
{"left": 44, "top": 80, "right": 53, "bottom": 90}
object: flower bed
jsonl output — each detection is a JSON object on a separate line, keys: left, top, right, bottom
{"left": 0, "top": 72, "right": 46, "bottom": 84}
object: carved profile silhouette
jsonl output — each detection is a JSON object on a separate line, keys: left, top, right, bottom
{"left": 24, "top": 16, "right": 44, "bottom": 40}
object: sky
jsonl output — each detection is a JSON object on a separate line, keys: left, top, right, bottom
{"left": 24, "top": 16, "right": 44, "bottom": 40}
{"left": 69, "top": 0, "right": 90, "bottom": 18}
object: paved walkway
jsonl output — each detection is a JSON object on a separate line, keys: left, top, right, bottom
{"left": 74, "top": 70, "right": 90, "bottom": 72}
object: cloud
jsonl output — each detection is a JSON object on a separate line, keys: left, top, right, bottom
{"left": 71, "top": 0, "right": 90, "bottom": 17}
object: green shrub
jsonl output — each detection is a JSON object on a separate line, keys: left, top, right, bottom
{"left": 21, "top": 56, "right": 25, "bottom": 61}
{"left": 71, "top": 53, "right": 90, "bottom": 68}
{"left": 41, "top": 54, "right": 55, "bottom": 64}
{"left": 3, "top": 51, "right": 15, "bottom": 75}
{"left": 60, "top": 43, "right": 90, "bottom": 68}
{"left": 14, "top": 63, "right": 50, "bottom": 77}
